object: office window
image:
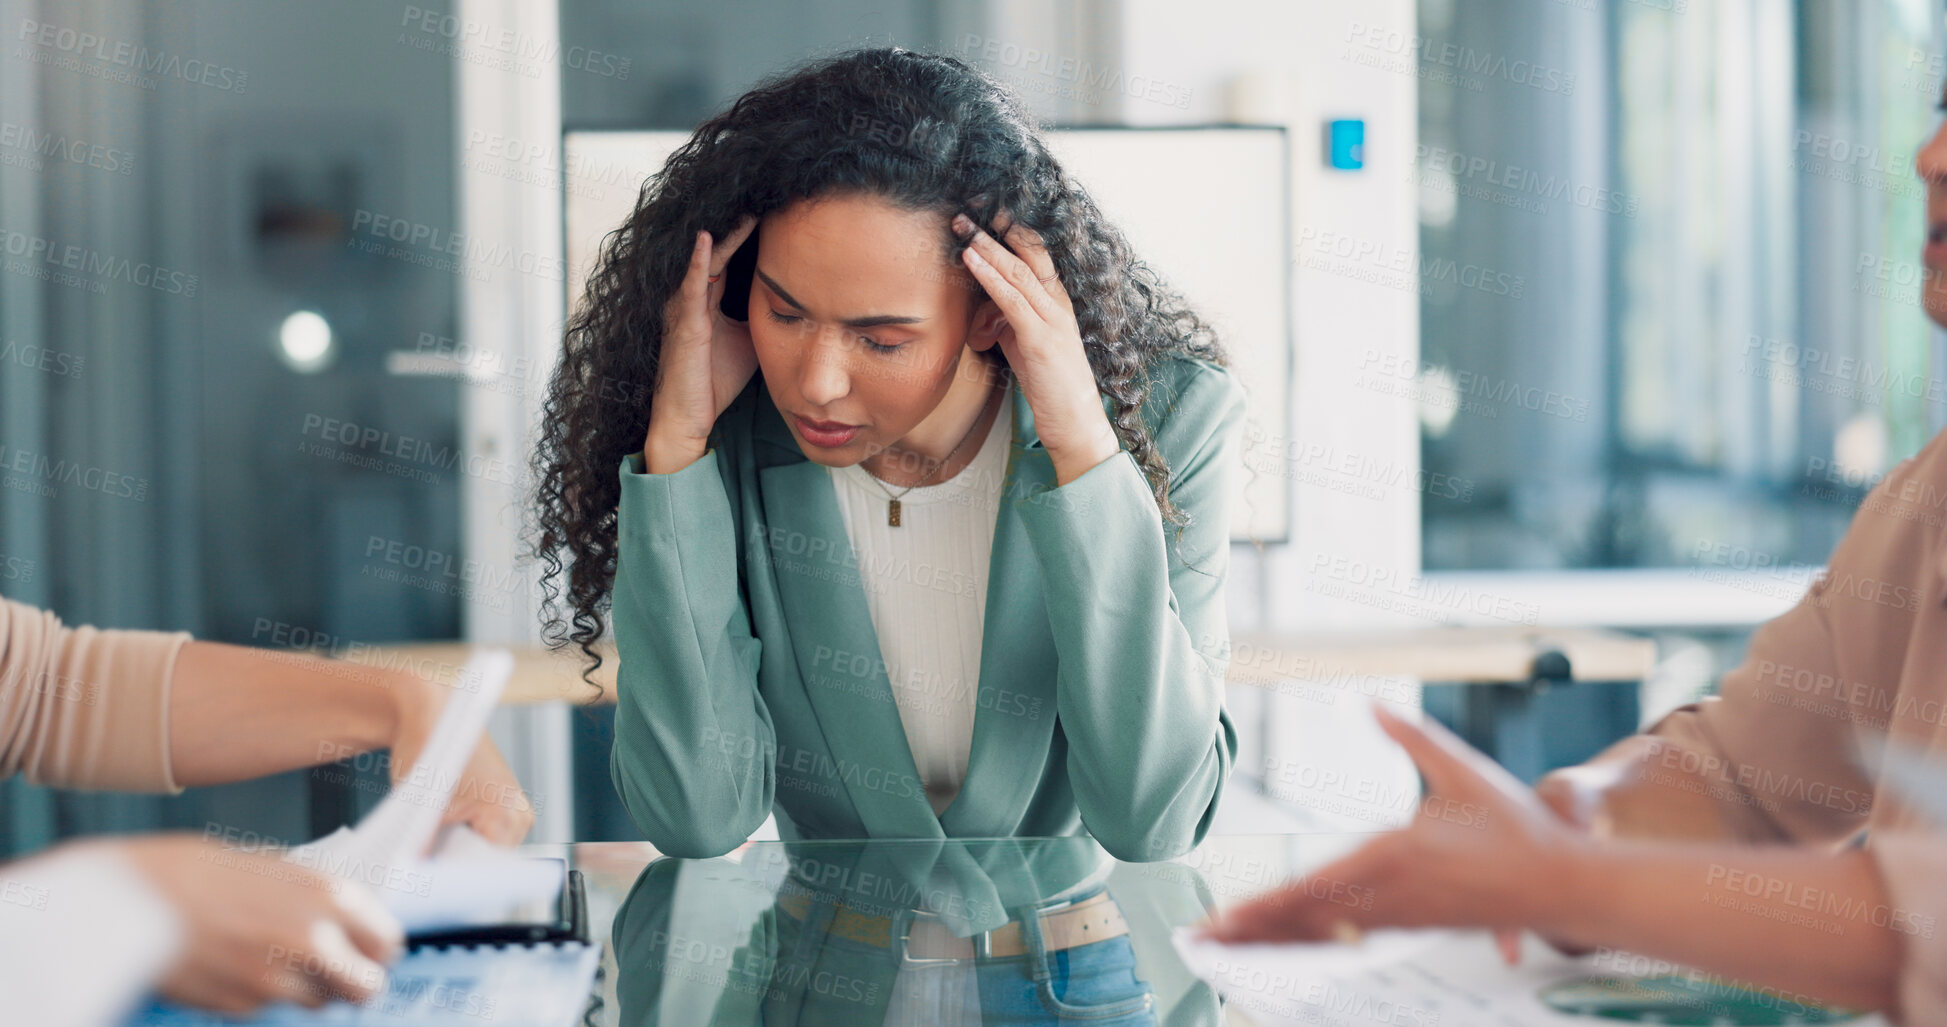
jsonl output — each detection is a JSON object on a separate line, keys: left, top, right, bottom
{"left": 1, "top": 0, "right": 465, "bottom": 856}
{"left": 1418, "top": 0, "right": 1946, "bottom": 576}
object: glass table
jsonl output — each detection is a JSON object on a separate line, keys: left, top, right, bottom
{"left": 127, "top": 832, "right": 1889, "bottom": 1025}
{"left": 558, "top": 832, "right": 1362, "bottom": 1027}
{"left": 551, "top": 831, "right": 1891, "bottom": 1027}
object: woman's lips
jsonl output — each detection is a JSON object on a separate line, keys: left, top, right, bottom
{"left": 1927, "top": 222, "right": 1947, "bottom": 267}
{"left": 793, "top": 415, "right": 861, "bottom": 448}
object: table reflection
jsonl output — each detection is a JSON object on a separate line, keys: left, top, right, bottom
{"left": 611, "top": 835, "right": 1225, "bottom": 1025}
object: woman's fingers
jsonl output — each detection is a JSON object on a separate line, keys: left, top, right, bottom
{"left": 450, "top": 792, "right": 534, "bottom": 847}
{"left": 1206, "top": 842, "right": 1395, "bottom": 943}
{"left": 711, "top": 215, "right": 758, "bottom": 276}
{"left": 960, "top": 241, "right": 1041, "bottom": 334}
{"left": 957, "top": 214, "right": 1062, "bottom": 323}
{"left": 685, "top": 229, "right": 712, "bottom": 303}
{"left": 1372, "top": 704, "right": 1471, "bottom": 797}
{"left": 987, "top": 211, "right": 1073, "bottom": 313}
{"left": 438, "top": 740, "right": 535, "bottom": 846}
{"left": 331, "top": 878, "right": 406, "bottom": 965}
{"left": 663, "top": 230, "right": 713, "bottom": 350}
{"left": 705, "top": 215, "right": 758, "bottom": 311}
{"left": 1372, "top": 703, "right": 1525, "bottom": 802}
{"left": 1204, "top": 880, "right": 1334, "bottom": 943}
{"left": 1495, "top": 927, "right": 1523, "bottom": 966}
{"left": 308, "top": 919, "right": 391, "bottom": 1004}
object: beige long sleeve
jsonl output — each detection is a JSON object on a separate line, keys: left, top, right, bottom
{"left": 1590, "top": 438, "right": 1947, "bottom": 846}
{"left": 0, "top": 596, "right": 189, "bottom": 792}
{"left": 1872, "top": 833, "right": 1947, "bottom": 1025}
{"left": 1571, "top": 427, "right": 1947, "bottom": 1023}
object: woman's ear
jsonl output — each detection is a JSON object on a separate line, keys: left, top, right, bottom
{"left": 968, "top": 298, "right": 1008, "bottom": 353}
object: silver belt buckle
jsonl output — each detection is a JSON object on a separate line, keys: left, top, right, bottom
{"left": 897, "top": 907, "right": 989, "bottom": 966}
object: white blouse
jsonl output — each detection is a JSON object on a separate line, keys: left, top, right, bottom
{"left": 828, "top": 385, "right": 1012, "bottom": 814}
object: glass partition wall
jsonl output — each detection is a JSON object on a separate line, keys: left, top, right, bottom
{"left": 0, "top": 0, "right": 464, "bottom": 855}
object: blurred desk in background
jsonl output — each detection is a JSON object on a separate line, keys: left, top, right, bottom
{"left": 356, "top": 641, "right": 619, "bottom": 705}
{"left": 1227, "top": 626, "right": 1658, "bottom": 782}
{"left": 316, "top": 627, "right": 1654, "bottom": 838}
{"left": 358, "top": 626, "right": 1657, "bottom": 708}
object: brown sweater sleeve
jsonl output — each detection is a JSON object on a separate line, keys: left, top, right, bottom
{"left": 0, "top": 597, "right": 190, "bottom": 792}
{"left": 1870, "top": 833, "right": 1947, "bottom": 1025}
{"left": 1580, "top": 429, "right": 1947, "bottom": 846}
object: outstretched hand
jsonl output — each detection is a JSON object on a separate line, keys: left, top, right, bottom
{"left": 1204, "top": 705, "right": 1587, "bottom": 955}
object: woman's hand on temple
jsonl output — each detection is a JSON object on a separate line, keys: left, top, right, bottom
{"left": 1205, "top": 704, "right": 1590, "bottom": 947}
{"left": 645, "top": 215, "right": 760, "bottom": 474}
{"left": 954, "top": 212, "right": 1120, "bottom": 486}
{"left": 114, "top": 835, "right": 404, "bottom": 1014}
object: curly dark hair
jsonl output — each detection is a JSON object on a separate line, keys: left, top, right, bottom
{"left": 533, "top": 45, "right": 1227, "bottom": 681}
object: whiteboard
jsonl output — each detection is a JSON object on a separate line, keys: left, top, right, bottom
{"left": 564, "top": 128, "right": 1290, "bottom": 541}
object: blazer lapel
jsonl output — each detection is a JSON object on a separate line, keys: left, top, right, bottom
{"left": 939, "top": 385, "right": 1062, "bottom": 837}
{"left": 754, "top": 440, "right": 943, "bottom": 840}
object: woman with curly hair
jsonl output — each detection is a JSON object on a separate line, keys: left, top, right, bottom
{"left": 533, "top": 46, "right": 1247, "bottom": 863}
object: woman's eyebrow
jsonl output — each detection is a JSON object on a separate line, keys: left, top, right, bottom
{"left": 754, "top": 267, "right": 929, "bottom": 328}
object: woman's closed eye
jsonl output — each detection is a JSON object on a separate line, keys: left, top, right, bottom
{"left": 765, "top": 308, "right": 904, "bottom": 353}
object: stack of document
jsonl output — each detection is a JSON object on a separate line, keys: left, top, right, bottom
{"left": 128, "top": 650, "right": 599, "bottom": 1027}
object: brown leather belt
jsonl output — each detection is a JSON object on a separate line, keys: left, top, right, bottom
{"left": 774, "top": 888, "right": 1127, "bottom": 961}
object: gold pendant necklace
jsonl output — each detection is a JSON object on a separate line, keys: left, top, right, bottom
{"left": 866, "top": 386, "right": 999, "bottom": 527}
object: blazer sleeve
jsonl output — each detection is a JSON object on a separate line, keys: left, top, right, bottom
{"left": 1016, "top": 364, "right": 1247, "bottom": 862}
{"left": 0, "top": 596, "right": 189, "bottom": 793}
{"left": 610, "top": 450, "right": 777, "bottom": 858}
{"left": 1581, "top": 430, "right": 1947, "bottom": 846}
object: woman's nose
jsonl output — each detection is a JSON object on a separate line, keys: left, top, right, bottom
{"left": 1915, "top": 120, "right": 1947, "bottom": 186}
{"left": 798, "top": 331, "right": 852, "bottom": 406}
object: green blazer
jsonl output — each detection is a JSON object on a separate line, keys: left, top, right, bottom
{"left": 610, "top": 355, "right": 1246, "bottom": 862}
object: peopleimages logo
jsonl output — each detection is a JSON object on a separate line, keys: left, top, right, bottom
{"left": 952, "top": 32, "right": 1193, "bottom": 110}
{"left": 1343, "top": 21, "right": 1577, "bottom": 96}
{"left": 14, "top": 19, "right": 247, "bottom": 92}
{"left": 0, "top": 120, "right": 134, "bottom": 175}
{"left": 399, "top": 6, "right": 631, "bottom": 80}
{"left": 0, "top": 230, "right": 197, "bottom": 296}
{"left": 1411, "top": 144, "right": 1638, "bottom": 217}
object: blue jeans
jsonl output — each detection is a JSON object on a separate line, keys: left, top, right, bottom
{"left": 970, "top": 933, "right": 1156, "bottom": 1025}
{"left": 755, "top": 887, "right": 1157, "bottom": 1025}
{"left": 878, "top": 890, "right": 1156, "bottom": 1025}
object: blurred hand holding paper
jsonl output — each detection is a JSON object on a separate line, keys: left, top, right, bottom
{"left": 283, "top": 649, "right": 559, "bottom": 932}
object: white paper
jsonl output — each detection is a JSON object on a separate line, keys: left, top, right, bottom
{"left": 1174, "top": 928, "right": 1590, "bottom": 1025}
{"left": 282, "top": 651, "right": 560, "bottom": 931}
{"left": 1172, "top": 926, "right": 1457, "bottom": 983}
{"left": 294, "top": 649, "right": 512, "bottom": 868}
{"left": 383, "top": 844, "right": 565, "bottom": 934}
{"left": 1173, "top": 929, "right": 1892, "bottom": 1026}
